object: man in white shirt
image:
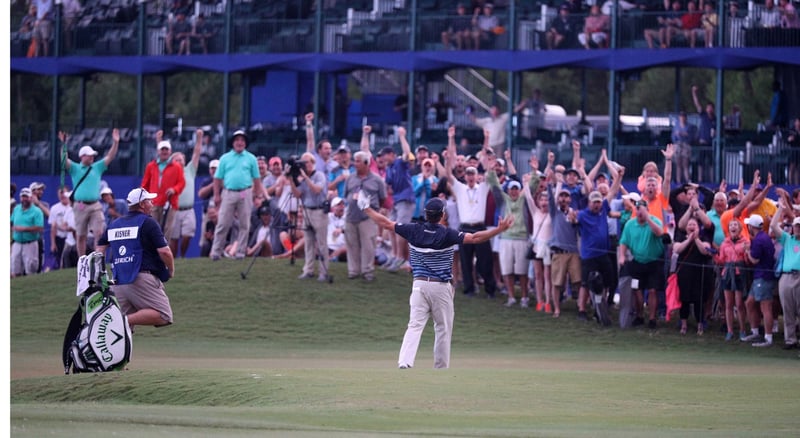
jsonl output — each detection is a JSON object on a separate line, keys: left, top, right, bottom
{"left": 48, "top": 187, "right": 73, "bottom": 270}
{"left": 327, "top": 197, "right": 347, "bottom": 262}
{"left": 445, "top": 125, "right": 498, "bottom": 298}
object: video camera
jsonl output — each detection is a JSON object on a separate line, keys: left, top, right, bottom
{"left": 286, "top": 155, "right": 306, "bottom": 184}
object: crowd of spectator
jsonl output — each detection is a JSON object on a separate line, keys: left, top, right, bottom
{"left": 12, "top": 111, "right": 800, "bottom": 353}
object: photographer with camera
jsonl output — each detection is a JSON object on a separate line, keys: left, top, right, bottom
{"left": 288, "top": 152, "right": 330, "bottom": 282}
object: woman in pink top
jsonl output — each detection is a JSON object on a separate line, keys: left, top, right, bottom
{"left": 523, "top": 172, "right": 555, "bottom": 316}
{"left": 715, "top": 220, "right": 750, "bottom": 341}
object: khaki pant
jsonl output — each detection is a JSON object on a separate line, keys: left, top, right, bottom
{"left": 11, "top": 241, "right": 39, "bottom": 276}
{"left": 779, "top": 272, "right": 800, "bottom": 345}
{"left": 151, "top": 204, "right": 178, "bottom": 242}
{"left": 301, "top": 207, "right": 329, "bottom": 278}
{"left": 399, "top": 280, "right": 455, "bottom": 369}
{"left": 345, "top": 219, "right": 378, "bottom": 278}
{"left": 211, "top": 188, "right": 253, "bottom": 258}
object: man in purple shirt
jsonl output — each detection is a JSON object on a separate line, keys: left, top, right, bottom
{"left": 742, "top": 214, "right": 777, "bottom": 347}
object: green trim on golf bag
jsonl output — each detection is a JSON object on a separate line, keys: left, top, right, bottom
{"left": 63, "top": 287, "right": 132, "bottom": 374}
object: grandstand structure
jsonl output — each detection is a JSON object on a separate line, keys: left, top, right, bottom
{"left": 10, "top": 0, "right": 800, "bottom": 184}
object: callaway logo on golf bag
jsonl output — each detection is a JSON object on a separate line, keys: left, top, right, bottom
{"left": 63, "top": 252, "right": 132, "bottom": 374}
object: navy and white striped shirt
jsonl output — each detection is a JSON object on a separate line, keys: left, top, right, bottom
{"left": 395, "top": 222, "right": 464, "bottom": 281}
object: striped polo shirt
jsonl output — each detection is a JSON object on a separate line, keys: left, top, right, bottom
{"left": 395, "top": 221, "right": 465, "bottom": 281}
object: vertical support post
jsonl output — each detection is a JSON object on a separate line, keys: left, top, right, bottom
{"left": 715, "top": 69, "right": 724, "bottom": 183}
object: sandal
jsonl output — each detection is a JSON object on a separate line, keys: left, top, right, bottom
{"left": 552, "top": 310, "right": 560, "bottom": 319}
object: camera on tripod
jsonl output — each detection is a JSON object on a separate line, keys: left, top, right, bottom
{"left": 286, "top": 155, "right": 306, "bottom": 184}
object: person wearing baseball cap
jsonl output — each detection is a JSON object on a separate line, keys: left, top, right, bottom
{"left": 142, "top": 130, "right": 186, "bottom": 242}
{"left": 742, "top": 213, "right": 777, "bottom": 347}
{"left": 411, "top": 157, "right": 439, "bottom": 223}
{"left": 330, "top": 142, "right": 354, "bottom": 199}
{"left": 96, "top": 187, "right": 175, "bottom": 330}
{"left": 100, "top": 186, "right": 128, "bottom": 227}
{"left": 381, "top": 125, "right": 417, "bottom": 273}
{"left": 60, "top": 128, "right": 121, "bottom": 259}
{"left": 327, "top": 196, "right": 347, "bottom": 262}
{"left": 168, "top": 128, "right": 205, "bottom": 258}
{"left": 485, "top": 155, "right": 531, "bottom": 309}
{"left": 11, "top": 186, "right": 45, "bottom": 277}
{"left": 444, "top": 125, "right": 499, "bottom": 298}
{"left": 358, "top": 189, "right": 513, "bottom": 369}
{"left": 770, "top": 199, "right": 800, "bottom": 349}
{"left": 209, "top": 127, "right": 267, "bottom": 260}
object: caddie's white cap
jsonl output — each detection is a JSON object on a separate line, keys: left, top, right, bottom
{"left": 127, "top": 188, "right": 157, "bottom": 206}
{"left": 79, "top": 145, "right": 98, "bottom": 157}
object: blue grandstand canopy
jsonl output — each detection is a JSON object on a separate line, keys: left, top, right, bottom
{"left": 11, "top": 48, "right": 800, "bottom": 76}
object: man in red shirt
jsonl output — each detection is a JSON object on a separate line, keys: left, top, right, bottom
{"left": 674, "top": 0, "right": 703, "bottom": 47}
{"left": 141, "top": 130, "right": 186, "bottom": 241}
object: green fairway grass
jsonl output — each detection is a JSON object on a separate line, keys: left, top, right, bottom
{"left": 10, "top": 258, "right": 800, "bottom": 437}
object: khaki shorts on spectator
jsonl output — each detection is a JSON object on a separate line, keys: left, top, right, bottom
{"left": 750, "top": 277, "right": 775, "bottom": 302}
{"left": 499, "top": 239, "right": 529, "bottom": 276}
{"left": 73, "top": 201, "right": 105, "bottom": 238}
{"left": 550, "top": 251, "right": 581, "bottom": 289}
{"left": 171, "top": 208, "right": 197, "bottom": 239}
{"left": 390, "top": 200, "right": 415, "bottom": 224}
{"left": 675, "top": 142, "right": 691, "bottom": 160}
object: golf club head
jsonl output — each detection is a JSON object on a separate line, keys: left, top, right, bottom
{"left": 240, "top": 272, "right": 247, "bottom": 280}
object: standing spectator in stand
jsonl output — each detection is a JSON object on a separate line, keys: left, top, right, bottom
{"left": 62, "top": 129, "right": 119, "bottom": 259}
{"left": 691, "top": 84, "right": 716, "bottom": 182}
{"left": 49, "top": 187, "right": 73, "bottom": 270}
{"left": 470, "top": 105, "right": 510, "bottom": 155}
{"left": 472, "top": 2, "right": 501, "bottom": 50}
{"left": 344, "top": 150, "right": 387, "bottom": 281}
{"left": 771, "top": 199, "right": 800, "bottom": 349}
{"left": 618, "top": 198, "right": 666, "bottom": 329}
{"left": 289, "top": 152, "right": 330, "bottom": 282}
{"left": 446, "top": 126, "right": 498, "bottom": 298}
{"left": 547, "top": 4, "right": 579, "bottom": 49}
{"left": 742, "top": 214, "right": 777, "bottom": 347}
{"left": 327, "top": 197, "right": 347, "bottom": 262}
{"left": 514, "top": 88, "right": 547, "bottom": 139}
{"left": 759, "top": 0, "right": 781, "bottom": 28}
{"left": 32, "top": 0, "right": 53, "bottom": 57}
{"left": 100, "top": 187, "right": 128, "bottom": 227}
{"left": 441, "top": 3, "right": 474, "bottom": 49}
{"left": 382, "top": 127, "right": 416, "bottom": 273}
{"left": 726, "top": 1, "right": 746, "bottom": 47}
{"left": 671, "top": 112, "right": 695, "bottom": 185}
{"left": 61, "top": 0, "right": 81, "bottom": 52}
{"left": 19, "top": 4, "right": 37, "bottom": 53}
{"left": 579, "top": 5, "right": 611, "bottom": 49}
{"left": 210, "top": 130, "right": 266, "bottom": 260}
{"left": 305, "top": 112, "right": 333, "bottom": 177}
{"left": 11, "top": 188, "right": 44, "bottom": 278}
{"left": 142, "top": 131, "right": 186, "bottom": 242}
{"left": 700, "top": 1, "right": 718, "bottom": 47}
{"left": 169, "top": 128, "right": 203, "bottom": 258}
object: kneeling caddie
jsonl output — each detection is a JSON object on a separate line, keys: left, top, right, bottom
{"left": 96, "top": 188, "right": 175, "bottom": 329}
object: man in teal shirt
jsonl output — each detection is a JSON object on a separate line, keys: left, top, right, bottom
{"left": 61, "top": 128, "right": 119, "bottom": 258}
{"left": 618, "top": 199, "right": 665, "bottom": 329}
{"left": 11, "top": 188, "right": 45, "bottom": 277}
{"left": 210, "top": 130, "right": 266, "bottom": 260}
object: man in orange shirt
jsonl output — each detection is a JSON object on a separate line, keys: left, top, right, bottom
{"left": 720, "top": 170, "right": 773, "bottom": 241}
{"left": 141, "top": 130, "right": 186, "bottom": 241}
{"left": 641, "top": 144, "right": 674, "bottom": 232}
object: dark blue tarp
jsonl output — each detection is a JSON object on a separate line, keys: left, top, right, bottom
{"left": 11, "top": 48, "right": 800, "bottom": 76}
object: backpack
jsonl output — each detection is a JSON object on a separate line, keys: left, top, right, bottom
{"left": 62, "top": 252, "right": 133, "bottom": 374}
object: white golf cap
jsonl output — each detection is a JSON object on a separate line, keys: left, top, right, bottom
{"left": 127, "top": 188, "right": 157, "bottom": 206}
{"left": 744, "top": 214, "right": 764, "bottom": 228}
{"left": 79, "top": 145, "right": 98, "bottom": 157}
{"left": 158, "top": 140, "right": 172, "bottom": 151}
{"left": 622, "top": 192, "right": 642, "bottom": 202}
{"left": 100, "top": 187, "right": 113, "bottom": 195}
{"left": 209, "top": 159, "right": 220, "bottom": 168}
